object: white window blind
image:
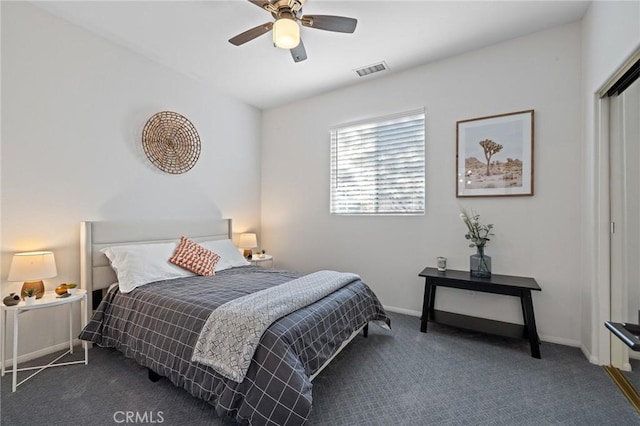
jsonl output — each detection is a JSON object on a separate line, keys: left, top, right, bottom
{"left": 330, "top": 109, "right": 425, "bottom": 215}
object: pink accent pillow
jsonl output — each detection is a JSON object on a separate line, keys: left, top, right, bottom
{"left": 170, "top": 237, "right": 220, "bottom": 276}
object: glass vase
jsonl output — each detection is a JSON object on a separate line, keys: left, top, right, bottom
{"left": 470, "top": 246, "right": 491, "bottom": 278}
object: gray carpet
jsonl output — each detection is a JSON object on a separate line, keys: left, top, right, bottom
{"left": 2, "top": 312, "right": 639, "bottom": 425}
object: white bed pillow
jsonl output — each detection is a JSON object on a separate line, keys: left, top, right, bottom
{"left": 101, "top": 242, "right": 195, "bottom": 293}
{"left": 200, "top": 239, "right": 250, "bottom": 271}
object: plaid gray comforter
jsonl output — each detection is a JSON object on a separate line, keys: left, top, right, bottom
{"left": 79, "top": 266, "right": 389, "bottom": 426}
{"left": 192, "top": 271, "right": 361, "bottom": 383}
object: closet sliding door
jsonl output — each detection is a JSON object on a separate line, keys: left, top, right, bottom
{"left": 610, "top": 69, "right": 640, "bottom": 369}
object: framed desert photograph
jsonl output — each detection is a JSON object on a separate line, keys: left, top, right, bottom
{"left": 456, "top": 110, "right": 534, "bottom": 197}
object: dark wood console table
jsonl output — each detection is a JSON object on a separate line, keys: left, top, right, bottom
{"left": 418, "top": 267, "right": 542, "bottom": 359}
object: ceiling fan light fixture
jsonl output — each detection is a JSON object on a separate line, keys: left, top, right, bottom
{"left": 273, "top": 18, "right": 300, "bottom": 49}
{"left": 230, "top": 0, "right": 356, "bottom": 62}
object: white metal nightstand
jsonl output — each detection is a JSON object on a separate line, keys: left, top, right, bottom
{"left": 251, "top": 254, "right": 274, "bottom": 267}
{"left": 1, "top": 289, "right": 89, "bottom": 392}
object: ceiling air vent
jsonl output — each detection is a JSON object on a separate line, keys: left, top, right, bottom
{"left": 355, "top": 62, "right": 388, "bottom": 77}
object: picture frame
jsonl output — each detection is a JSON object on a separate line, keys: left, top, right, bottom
{"left": 456, "top": 110, "right": 534, "bottom": 197}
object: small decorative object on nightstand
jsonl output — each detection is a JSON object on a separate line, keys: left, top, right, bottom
{"left": 2, "top": 294, "right": 20, "bottom": 307}
{"left": 23, "top": 288, "right": 37, "bottom": 305}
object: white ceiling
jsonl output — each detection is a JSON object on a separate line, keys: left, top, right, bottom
{"left": 33, "top": 1, "right": 591, "bottom": 110}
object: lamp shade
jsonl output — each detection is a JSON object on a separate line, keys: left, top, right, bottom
{"left": 273, "top": 18, "right": 300, "bottom": 49}
{"left": 8, "top": 251, "right": 58, "bottom": 300}
{"left": 238, "top": 233, "right": 258, "bottom": 249}
{"left": 8, "top": 251, "right": 58, "bottom": 282}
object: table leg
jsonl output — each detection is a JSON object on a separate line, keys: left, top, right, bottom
{"left": 83, "top": 294, "right": 89, "bottom": 364}
{"left": 2, "top": 309, "right": 6, "bottom": 377}
{"left": 520, "top": 296, "right": 529, "bottom": 338}
{"left": 428, "top": 283, "right": 437, "bottom": 319}
{"left": 420, "top": 281, "right": 430, "bottom": 332}
{"left": 522, "top": 290, "right": 541, "bottom": 359}
{"left": 421, "top": 280, "right": 436, "bottom": 333}
{"left": 69, "top": 303, "right": 73, "bottom": 354}
{"left": 12, "top": 310, "right": 18, "bottom": 392}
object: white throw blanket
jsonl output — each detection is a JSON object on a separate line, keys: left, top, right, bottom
{"left": 191, "top": 270, "right": 360, "bottom": 382}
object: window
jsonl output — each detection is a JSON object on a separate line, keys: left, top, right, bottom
{"left": 330, "top": 109, "right": 425, "bottom": 215}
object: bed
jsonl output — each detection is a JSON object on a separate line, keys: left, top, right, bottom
{"left": 78, "top": 219, "right": 390, "bottom": 425}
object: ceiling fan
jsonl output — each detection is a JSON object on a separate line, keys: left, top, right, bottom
{"left": 229, "top": 0, "right": 358, "bottom": 63}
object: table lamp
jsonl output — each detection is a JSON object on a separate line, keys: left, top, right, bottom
{"left": 7, "top": 251, "right": 57, "bottom": 299}
{"left": 238, "top": 233, "right": 258, "bottom": 258}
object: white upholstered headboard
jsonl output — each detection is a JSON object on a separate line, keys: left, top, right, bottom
{"left": 80, "top": 219, "right": 232, "bottom": 310}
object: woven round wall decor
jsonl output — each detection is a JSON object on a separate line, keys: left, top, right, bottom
{"left": 142, "top": 111, "right": 201, "bottom": 174}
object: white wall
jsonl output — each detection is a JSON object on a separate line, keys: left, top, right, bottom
{"left": 580, "top": 1, "right": 640, "bottom": 364}
{"left": 1, "top": 3, "right": 262, "bottom": 360}
{"left": 262, "top": 23, "right": 583, "bottom": 345}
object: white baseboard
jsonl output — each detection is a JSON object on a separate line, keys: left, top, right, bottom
{"left": 580, "top": 344, "right": 601, "bottom": 365}
{"left": 1, "top": 338, "right": 83, "bottom": 368}
{"left": 383, "top": 305, "right": 421, "bottom": 317}
{"left": 539, "top": 334, "right": 580, "bottom": 348}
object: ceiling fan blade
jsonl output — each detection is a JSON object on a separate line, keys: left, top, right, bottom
{"left": 248, "top": 0, "right": 271, "bottom": 11}
{"left": 229, "top": 22, "right": 274, "bottom": 46}
{"left": 291, "top": 39, "right": 307, "bottom": 63}
{"left": 301, "top": 15, "right": 357, "bottom": 33}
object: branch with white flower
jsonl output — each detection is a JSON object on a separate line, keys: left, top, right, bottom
{"left": 459, "top": 207, "right": 494, "bottom": 249}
